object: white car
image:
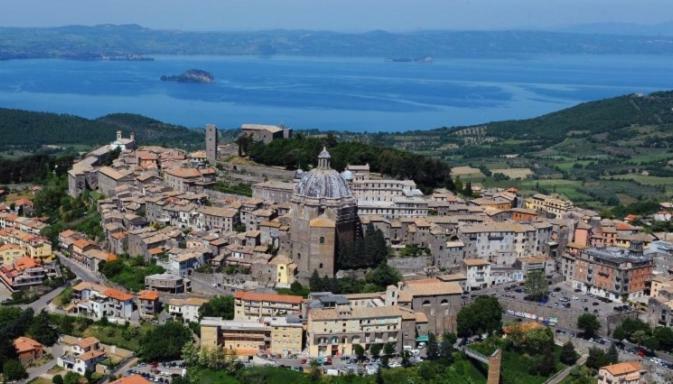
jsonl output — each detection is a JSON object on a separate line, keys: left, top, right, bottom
{"left": 388, "top": 361, "right": 402, "bottom": 368}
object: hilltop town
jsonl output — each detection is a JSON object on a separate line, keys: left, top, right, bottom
{"left": 2, "top": 123, "right": 673, "bottom": 384}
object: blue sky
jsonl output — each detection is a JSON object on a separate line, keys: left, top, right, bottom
{"left": 1, "top": 0, "right": 671, "bottom": 31}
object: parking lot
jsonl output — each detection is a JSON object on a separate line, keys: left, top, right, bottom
{"left": 486, "top": 279, "right": 630, "bottom": 321}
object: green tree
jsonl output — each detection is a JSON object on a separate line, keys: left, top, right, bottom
{"left": 52, "top": 374, "right": 64, "bottom": 384}
{"left": 365, "top": 263, "right": 401, "bottom": 289}
{"left": 370, "top": 343, "right": 383, "bottom": 358}
{"left": 586, "top": 347, "right": 609, "bottom": 370}
{"left": 439, "top": 333, "right": 456, "bottom": 363}
{"left": 524, "top": 270, "right": 548, "bottom": 301}
{"left": 560, "top": 341, "right": 579, "bottom": 365}
{"left": 401, "top": 350, "right": 412, "bottom": 368}
{"left": 383, "top": 342, "right": 395, "bottom": 357}
{"left": 63, "top": 372, "right": 81, "bottom": 384}
{"left": 426, "top": 333, "right": 439, "bottom": 360}
{"left": 653, "top": 327, "right": 673, "bottom": 351}
{"left": 309, "top": 270, "right": 323, "bottom": 291}
{"left": 613, "top": 318, "right": 650, "bottom": 342}
{"left": 2, "top": 359, "right": 27, "bottom": 381}
{"left": 139, "top": 321, "right": 192, "bottom": 361}
{"left": 606, "top": 343, "right": 619, "bottom": 364}
{"left": 199, "top": 295, "right": 234, "bottom": 320}
{"left": 457, "top": 296, "right": 502, "bottom": 337}
{"left": 577, "top": 313, "right": 601, "bottom": 339}
{"left": 28, "top": 310, "right": 59, "bottom": 346}
{"left": 353, "top": 344, "right": 365, "bottom": 361}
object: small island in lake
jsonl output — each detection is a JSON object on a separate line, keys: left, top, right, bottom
{"left": 160, "top": 69, "right": 214, "bottom": 83}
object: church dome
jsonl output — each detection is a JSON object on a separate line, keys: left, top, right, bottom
{"left": 294, "top": 147, "right": 353, "bottom": 200}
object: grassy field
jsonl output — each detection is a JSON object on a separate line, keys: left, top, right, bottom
{"left": 491, "top": 168, "right": 533, "bottom": 180}
{"left": 83, "top": 323, "right": 153, "bottom": 351}
{"left": 604, "top": 174, "right": 673, "bottom": 186}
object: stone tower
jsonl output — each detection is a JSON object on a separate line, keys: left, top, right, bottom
{"left": 206, "top": 124, "right": 218, "bottom": 164}
{"left": 289, "top": 147, "right": 358, "bottom": 281}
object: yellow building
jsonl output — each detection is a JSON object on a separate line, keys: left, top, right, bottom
{"left": 306, "top": 305, "right": 403, "bottom": 358}
{"left": 0, "top": 243, "right": 26, "bottom": 265}
{"left": 269, "top": 317, "right": 304, "bottom": 356}
{"left": 269, "top": 254, "right": 296, "bottom": 288}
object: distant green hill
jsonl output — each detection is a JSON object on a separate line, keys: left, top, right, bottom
{"left": 349, "top": 91, "right": 673, "bottom": 212}
{"left": 0, "top": 108, "right": 203, "bottom": 150}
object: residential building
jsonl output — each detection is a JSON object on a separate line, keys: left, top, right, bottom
{"left": 145, "top": 273, "right": 191, "bottom": 294}
{"left": 598, "top": 361, "right": 643, "bottom": 384}
{"left": 240, "top": 123, "right": 291, "bottom": 144}
{"left": 57, "top": 336, "right": 106, "bottom": 375}
{"left": 137, "top": 290, "right": 161, "bottom": 317}
{"left": 567, "top": 244, "right": 652, "bottom": 301}
{"left": 167, "top": 297, "right": 209, "bottom": 323}
{"left": 306, "top": 305, "right": 404, "bottom": 358}
{"left": 463, "top": 258, "right": 491, "bottom": 291}
{"left": 233, "top": 290, "right": 304, "bottom": 321}
{"left": 524, "top": 193, "right": 573, "bottom": 217}
{"left": 69, "top": 282, "right": 134, "bottom": 321}
{"left": 13, "top": 336, "right": 44, "bottom": 366}
{"left": 0, "top": 257, "right": 58, "bottom": 291}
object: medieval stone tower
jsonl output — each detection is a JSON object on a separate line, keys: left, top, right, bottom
{"left": 205, "top": 123, "right": 218, "bottom": 164}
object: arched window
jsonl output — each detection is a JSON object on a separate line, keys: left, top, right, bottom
{"left": 440, "top": 299, "right": 449, "bottom": 305}
{"left": 422, "top": 300, "right": 431, "bottom": 306}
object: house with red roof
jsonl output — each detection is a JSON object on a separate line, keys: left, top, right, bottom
{"left": 13, "top": 336, "right": 44, "bottom": 365}
{"left": 69, "top": 281, "right": 135, "bottom": 321}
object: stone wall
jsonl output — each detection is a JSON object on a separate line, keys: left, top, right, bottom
{"left": 388, "top": 256, "right": 431, "bottom": 274}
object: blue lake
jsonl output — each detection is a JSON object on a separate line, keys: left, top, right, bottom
{"left": 0, "top": 55, "right": 672, "bottom": 132}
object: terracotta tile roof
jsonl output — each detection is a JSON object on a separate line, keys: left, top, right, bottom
{"left": 79, "top": 349, "right": 106, "bottom": 361}
{"left": 601, "top": 361, "right": 641, "bottom": 376}
{"left": 103, "top": 288, "right": 134, "bottom": 302}
{"left": 14, "top": 257, "right": 39, "bottom": 270}
{"left": 235, "top": 290, "right": 303, "bottom": 305}
{"left": 77, "top": 336, "right": 100, "bottom": 349}
{"left": 138, "top": 290, "right": 160, "bottom": 301}
{"left": 13, "top": 336, "right": 43, "bottom": 353}
{"left": 110, "top": 374, "right": 151, "bottom": 384}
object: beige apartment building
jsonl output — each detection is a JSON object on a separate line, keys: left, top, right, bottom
{"left": 524, "top": 193, "right": 573, "bottom": 217}
{"left": 306, "top": 305, "right": 404, "bottom": 358}
{"left": 234, "top": 291, "right": 304, "bottom": 321}
{"left": 200, "top": 316, "right": 303, "bottom": 357}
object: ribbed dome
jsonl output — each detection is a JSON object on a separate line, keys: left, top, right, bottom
{"left": 294, "top": 147, "right": 352, "bottom": 199}
{"left": 294, "top": 168, "right": 353, "bottom": 199}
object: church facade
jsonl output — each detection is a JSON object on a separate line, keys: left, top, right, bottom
{"left": 289, "top": 148, "right": 358, "bottom": 281}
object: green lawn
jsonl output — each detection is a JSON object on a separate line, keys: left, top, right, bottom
{"left": 83, "top": 323, "right": 153, "bottom": 351}
{"left": 101, "top": 255, "right": 165, "bottom": 292}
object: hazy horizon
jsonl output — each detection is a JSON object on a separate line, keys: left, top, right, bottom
{"left": 1, "top": 0, "right": 672, "bottom": 32}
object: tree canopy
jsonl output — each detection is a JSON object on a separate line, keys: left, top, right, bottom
{"left": 456, "top": 296, "right": 502, "bottom": 337}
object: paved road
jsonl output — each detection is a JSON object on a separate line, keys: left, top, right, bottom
{"left": 57, "top": 252, "right": 103, "bottom": 283}
{"left": 19, "top": 285, "right": 66, "bottom": 312}
{"left": 544, "top": 354, "right": 588, "bottom": 384}
{"left": 23, "top": 344, "right": 63, "bottom": 384}
{"left": 100, "top": 357, "right": 139, "bottom": 384}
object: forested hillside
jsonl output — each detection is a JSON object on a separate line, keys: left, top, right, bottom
{"left": 0, "top": 108, "right": 203, "bottom": 150}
